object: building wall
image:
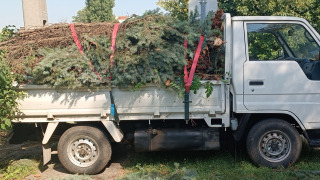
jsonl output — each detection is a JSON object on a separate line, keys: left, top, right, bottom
{"left": 22, "top": 0, "right": 48, "bottom": 29}
{"left": 189, "top": 0, "right": 218, "bottom": 17}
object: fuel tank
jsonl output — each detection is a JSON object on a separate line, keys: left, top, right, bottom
{"left": 134, "top": 128, "right": 220, "bottom": 152}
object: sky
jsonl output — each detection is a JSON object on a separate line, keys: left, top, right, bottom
{"left": 0, "top": 0, "right": 162, "bottom": 29}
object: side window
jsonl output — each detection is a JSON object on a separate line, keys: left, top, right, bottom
{"left": 248, "top": 30, "right": 283, "bottom": 60}
{"left": 247, "top": 23, "right": 320, "bottom": 80}
{"left": 280, "top": 25, "right": 319, "bottom": 59}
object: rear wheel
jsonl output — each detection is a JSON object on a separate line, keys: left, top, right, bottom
{"left": 58, "top": 126, "right": 111, "bottom": 174}
{"left": 246, "top": 119, "right": 301, "bottom": 168}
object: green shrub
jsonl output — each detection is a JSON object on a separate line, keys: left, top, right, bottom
{"left": 0, "top": 51, "right": 23, "bottom": 130}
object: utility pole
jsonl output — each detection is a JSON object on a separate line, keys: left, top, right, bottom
{"left": 22, "top": 0, "right": 48, "bottom": 29}
{"left": 199, "top": 0, "right": 207, "bottom": 20}
{"left": 189, "top": 0, "right": 217, "bottom": 19}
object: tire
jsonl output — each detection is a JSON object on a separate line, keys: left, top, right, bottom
{"left": 246, "top": 119, "right": 301, "bottom": 168}
{"left": 58, "top": 126, "right": 112, "bottom": 174}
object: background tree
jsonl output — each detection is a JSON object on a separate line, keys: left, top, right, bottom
{"left": 73, "top": 0, "right": 115, "bottom": 23}
{"left": 157, "top": 0, "right": 189, "bottom": 21}
{"left": 0, "top": 25, "right": 16, "bottom": 42}
{"left": 218, "top": 0, "right": 320, "bottom": 32}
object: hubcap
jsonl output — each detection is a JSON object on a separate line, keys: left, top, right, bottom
{"left": 259, "top": 131, "right": 291, "bottom": 162}
{"left": 67, "top": 137, "right": 99, "bottom": 167}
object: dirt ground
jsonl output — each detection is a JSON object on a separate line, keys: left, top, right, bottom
{"left": 1, "top": 142, "right": 129, "bottom": 180}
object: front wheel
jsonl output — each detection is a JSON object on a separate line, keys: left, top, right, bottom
{"left": 58, "top": 126, "right": 112, "bottom": 174}
{"left": 246, "top": 119, "right": 301, "bottom": 168}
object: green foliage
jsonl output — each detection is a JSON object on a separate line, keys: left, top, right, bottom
{"left": 72, "top": 9, "right": 88, "bottom": 23}
{"left": 170, "top": 77, "right": 185, "bottom": 98}
{"left": 2, "top": 159, "right": 38, "bottom": 180}
{"left": 31, "top": 45, "right": 102, "bottom": 89}
{"left": 218, "top": 0, "right": 320, "bottom": 33}
{"left": 0, "top": 52, "right": 23, "bottom": 130}
{"left": 0, "top": 25, "right": 16, "bottom": 42}
{"left": 112, "top": 11, "right": 188, "bottom": 88}
{"left": 189, "top": 76, "right": 201, "bottom": 94}
{"left": 25, "top": 11, "right": 224, "bottom": 97}
{"left": 120, "top": 162, "right": 199, "bottom": 180}
{"left": 82, "top": 34, "right": 113, "bottom": 80}
{"left": 169, "top": 75, "right": 216, "bottom": 98}
{"left": 188, "top": 10, "right": 216, "bottom": 48}
{"left": 220, "top": 73, "right": 230, "bottom": 84}
{"left": 204, "top": 81, "right": 213, "bottom": 98}
{"left": 157, "top": 0, "right": 189, "bottom": 21}
{"left": 73, "top": 0, "right": 115, "bottom": 23}
{"left": 131, "top": 82, "right": 146, "bottom": 92}
{"left": 32, "top": 11, "right": 209, "bottom": 90}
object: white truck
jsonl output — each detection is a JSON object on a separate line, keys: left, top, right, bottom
{"left": 13, "top": 13, "right": 320, "bottom": 174}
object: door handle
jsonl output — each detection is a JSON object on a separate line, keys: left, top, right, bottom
{"left": 249, "top": 81, "right": 264, "bottom": 86}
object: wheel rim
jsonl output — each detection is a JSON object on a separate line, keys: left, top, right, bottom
{"left": 67, "top": 137, "right": 99, "bottom": 167}
{"left": 259, "top": 130, "right": 291, "bottom": 163}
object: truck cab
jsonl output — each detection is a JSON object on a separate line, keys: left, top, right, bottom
{"left": 226, "top": 14, "right": 320, "bottom": 166}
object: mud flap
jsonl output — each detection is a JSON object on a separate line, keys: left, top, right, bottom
{"left": 101, "top": 121, "right": 123, "bottom": 142}
{"left": 42, "top": 143, "right": 51, "bottom": 165}
{"left": 42, "top": 122, "right": 59, "bottom": 165}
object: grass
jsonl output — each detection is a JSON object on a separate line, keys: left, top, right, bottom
{"left": 120, "top": 142, "right": 320, "bottom": 180}
{"left": 51, "top": 174, "right": 92, "bottom": 180}
{"left": 1, "top": 159, "right": 39, "bottom": 180}
{"left": 2, "top": 140, "right": 320, "bottom": 179}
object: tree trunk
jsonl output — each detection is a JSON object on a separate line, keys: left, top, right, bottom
{"left": 0, "top": 129, "right": 13, "bottom": 146}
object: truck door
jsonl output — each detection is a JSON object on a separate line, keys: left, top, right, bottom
{"left": 243, "top": 21, "right": 320, "bottom": 129}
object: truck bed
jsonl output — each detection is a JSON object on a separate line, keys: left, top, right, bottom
{"left": 14, "top": 82, "right": 227, "bottom": 127}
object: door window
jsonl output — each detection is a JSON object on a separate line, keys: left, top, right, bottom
{"left": 247, "top": 23, "right": 320, "bottom": 80}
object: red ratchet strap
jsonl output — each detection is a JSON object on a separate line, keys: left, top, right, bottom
{"left": 110, "top": 23, "right": 121, "bottom": 68}
{"left": 70, "top": 23, "right": 101, "bottom": 80}
{"left": 184, "top": 35, "right": 205, "bottom": 92}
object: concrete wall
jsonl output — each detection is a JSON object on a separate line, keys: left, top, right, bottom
{"left": 189, "top": 0, "right": 218, "bottom": 17}
{"left": 22, "top": 0, "right": 48, "bottom": 29}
